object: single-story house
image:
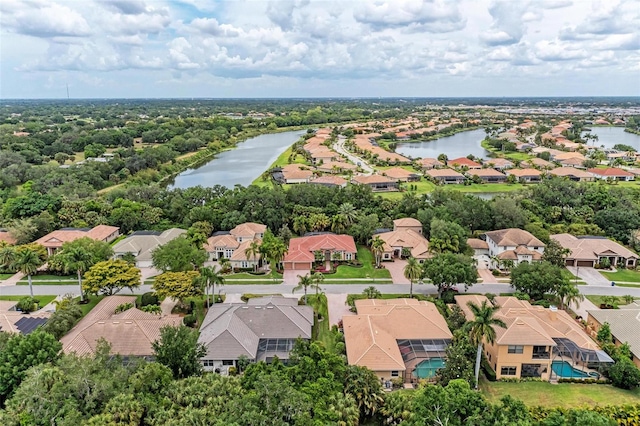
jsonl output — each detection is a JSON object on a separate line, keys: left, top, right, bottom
{"left": 280, "top": 164, "right": 314, "bottom": 184}
{"left": 352, "top": 174, "right": 399, "bottom": 192}
{"left": 308, "top": 175, "right": 348, "bottom": 188}
{"left": 198, "top": 296, "right": 313, "bottom": 374}
{"left": 425, "top": 168, "right": 466, "bottom": 184}
{"left": 448, "top": 157, "right": 482, "bottom": 169}
{"left": 587, "top": 306, "right": 640, "bottom": 368}
{"left": 383, "top": 167, "right": 421, "bottom": 182}
{"left": 455, "top": 295, "right": 612, "bottom": 380}
{"left": 558, "top": 156, "right": 586, "bottom": 168}
{"left": 486, "top": 158, "right": 514, "bottom": 170}
{"left": 522, "top": 157, "right": 554, "bottom": 170}
{"left": 587, "top": 167, "right": 635, "bottom": 181}
{"left": 484, "top": 228, "right": 545, "bottom": 268}
{"left": 0, "top": 300, "right": 50, "bottom": 334}
{"left": 549, "top": 167, "right": 595, "bottom": 182}
{"left": 316, "top": 161, "right": 357, "bottom": 174}
{"left": 205, "top": 222, "right": 265, "bottom": 268}
{"left": 60, "top": 296, "right": 182, "bottom": 358}
{"left": 417, "top": 157, "right": 444, "bottom": 170}
{"left": 343, "top": 298, "right": 452, "bottom": 382}
{"left": 283, "top": 233, "right": 357, "bottom": 270}
{"left": 468, "top": 168, "right": 507, "bottom": 183}
{"left": 551, "top": 233, "right": 638, "bottom": 268}
{"left": 113, "top": 228, "right": 186, "bottom": 268}
{"left": 36, "top": 225, "right": 120, "bottom": 256}
{"left": 309, "top": 148, "right": 338, "bottom": 164}
{"left": 506, "top": 168, "right": 542, "bottom": 183}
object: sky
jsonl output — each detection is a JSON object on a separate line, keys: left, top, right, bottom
{"left": 1, "top": 0, "right": 639, "bottom": 99}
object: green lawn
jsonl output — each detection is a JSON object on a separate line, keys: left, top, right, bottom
{"left": 31, "top": 274, "right": 76, "bottom": 281}
{"left": 307, "top": 294, "right": 343, "bottom": 354}
{"left": 586, "top": 295, "right": 636, "bottom": 307}
{"left": 329, "top": 247, "right": 392, "bottom": 280}
{"left": 77, "top": 295, "right": 106, "bottom": 316}
{"left": 449, "top": 183, "right": 525, "bottom": 193}
{"left": 600, "top": 269, "right": 640, "bottom": 283}
{"left": 18, "top": 281, "right": 79, "bottom": 286}
{"left": 0, "top": 295, "right": 56, "bottom": 307}
{"left": 225, "top": 272, "right": 283, "bottom": 280}
{"left": 480, "top": 379, "right": 640, "bottom": 408}
{"left": 0, "top": 273, "right": 14, "bottom": 280}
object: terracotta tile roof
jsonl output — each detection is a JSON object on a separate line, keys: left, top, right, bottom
{"left": 317, "top": 161, "right": 357, "bottom": 172}
{"left": 230, "top": 222, "right": 266, "bottom": 239}
{"left": 352, "top": 174, "right": 397, "bottom": 185}
{"left": 469, "top": 168, "right": 506, "bottom": 178}
{"left": 0, "top": 301, "right": 51, "bottom": 334}
{"left": 486, "top": 158, "right": 514, "bottom": 168}
{"left": 417, "top": 157, "right": 444, "bottom": 168}
{"left": 551, "top": 233, "right": 638, "bottom": 262}
{"left": 284, "top": 234, "right": 357, "bottom": 263}
{"left": 484, "top": 228, "right": 545, "bottom": 248}
{"left": 587, "top": 167, "right": 634, "bottom": 178}
{"left": 467, "top": 238, "right": 488, "bottom": 249}
{"left": 281, "top": 164, "right": 314, "bottom": 181}
{"left": 393, "top": 218, "right": 422, "bottom": 228}
{"left": 383, "top": 167, "right": 418, "bottom": 179}
{"left": 376, "top": 229, "right": 430, "bottom": 259}
{"left": 449, "top": 157, "right": 482, "bottom": 168}
{"left": 523, "top": 158, "right": 553, "bottom": 168}
{"left": 230, "top": 239, "right": 262, "bottom": 262}
{"left": 35, "top": 225, "right": 119, "bottom": 249}
{"left": 553, "top": 151, "right": 585, "bottom": 161}
{"left": 60, "top": 296, "right": 182, "bottom": 357}
{"left": 343, "top": 299, "right": 452, "bottom": 372}
{"left": 425, "top": 168, "right": 465, "bottom": 178}
{"left": 309, "top": 175, "right": 348, "bottom": 186}
{"left": 506, "top": 168, "right": 542, "bottom": 177}
{"left": 550, "top": 167, "right": 593, "bottom": 179}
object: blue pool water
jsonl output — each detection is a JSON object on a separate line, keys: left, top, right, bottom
{"left": 551, "top": 361, "right": 590, "bottom": 378}
{"left": 413, "top": 358, "right": 445, "bottom": 378}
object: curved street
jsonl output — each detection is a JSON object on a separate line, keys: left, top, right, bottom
{"left": 333, "top": 135, "right": 374, "bottom": 175}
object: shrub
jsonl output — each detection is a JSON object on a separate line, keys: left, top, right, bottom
{"left": 227, "top": 366, "right": 237, "bottom": 376}
{"left": 183, "top": 314, "right": 197, "bottom": 328}
{"left": 532, "top": 299, "right": 551, "bottom": 308}
{"left": 440, "top": 289, "right": 457, "bottom": 304}
{"left": 481, "top": 356, "right": 496, "bottom": 382}
{"left": 607, "top": 357, "right": 640, "bottom": 389}
{"left": 142, "top": 305, "right": 162, "bottom": 315}
{"left": 141, "top": 292, "right": 159, "bottom": 307}
{"left": 16, "top": 297, "right": 39, "bottom": 313}
{"left": 115, "top": 303, "right": 133, "bottom": 314}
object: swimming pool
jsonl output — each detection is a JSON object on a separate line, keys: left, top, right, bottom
{"left": 551, "top": 361, "right": 592, "bottom": 378}
{"left": 413, "top": 358, "right": 445, "bottom": 378}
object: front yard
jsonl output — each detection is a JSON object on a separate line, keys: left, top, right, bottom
{"left": 0, "top": 295, "right": 57, "bottom": 307}
{"left": 327, "top": 246, "right": 392, "bottom": 281}
{"left": 480, "top": 379, "right": 640, "bottom": 408}
{"left": 600, "top": 269, "right": 640, "bottom": 284}
{"left": 585, "top": 295, "right": 637, "bottom": 308}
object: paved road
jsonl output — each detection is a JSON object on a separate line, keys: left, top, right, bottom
{"left": 333, "top": 136, "right": 374, "bottom": 175}
{"left": 2, "top": 282, "right": 639, "bottom": 298}
{"left": 566, "top": 266, "right": 611, "bottom": 286}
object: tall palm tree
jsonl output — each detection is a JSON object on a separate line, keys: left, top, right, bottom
{"left": 0, "top": 244, "right": 17, "bottom": 271}
{"left": 199, "top": 266, "right": 225, "bottom": 308}
{"left": 269, "top": 241, "right": 288, "bottom": 281}
{"left": 370, "top": 236, "right": 385, "bottom": 268}
{"left": 12, "top": 247, "right": 45, "bottom": 298}
{"left": 311, "top": 272, "right": 324, "bottom": 296}
{"left": 337, "top": 202, "right": 358, "bottom": 227}
{"left": 244, "top": 240, "right": 262, "bottom": 272}
{"left": 556, "top": 282, "right": 584, "bottom": 310}
{"left": 466, "top": 300, "right": 507, "bottom": 389}
{"left": 58, "top": 246, "right": 95, "bottom": 302}
{"left": 403, "top": 257, "right": 422, "bottom": 299}
{"left": 293, "top": 274, "right": 313, "bottom": 305}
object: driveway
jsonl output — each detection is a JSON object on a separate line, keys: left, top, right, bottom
{"left": 283, "top": 270, "right": 310, "bottom": 286}
{"left": 477, "top": 269, "right": 499, "bottom": 284}
{"left": 326, "top": 293, "right": 353, "bottom": 326}
{"left": 333, "top": 136, "right": 374, "bottom": 175}
{"left": 384, "top": 260, "right": 409, "bottom": 284}
{"left": 569, "top": 297, "right": 599, "bottom": 321}
{"left": 566, "top": 266, "right": 611, "bottom": 287}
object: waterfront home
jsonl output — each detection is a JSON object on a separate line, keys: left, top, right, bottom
{"left": 455, "top": 295, "right": 613, "bottom": 380}
{"left": 352, "top": 174, "right": 399, "bottom": 192}
{"left": 36, "top": 225, "right": 120, "bottom": 256}
{"left": 343, "top": 298, "right": 452, "bottom": 383}
{"left": 425, "top": 168, "right": 466, "bottom": 184}
{"left": 485, "top": 158, "right": 514, "bottom": 170}
{"left": 283, "top": 233, "right": 357, "bottom": 271}
{"left": 417, "top": 157, "right": 444, "bottom": 170}
{"left": 382, "top": 167, "right": 421, "bottom": 182}
{"left": 551, "top": 233, "right": 638, "bottom": 268}
{"left": 505, "top": 168, "right": 542, "bottom": 183}
{"left": 198, "top": 296, "right": 313, "bottom": 374}
{"left": 549, "top": 167, "right": 595, "bottom": 182}
{"left": 308, "top": 175, "right": 348, "bottom": 188}
{"left": 448, "top": 157, "right": 482, "bottom": 169}
{"left": 279, "top": 164, "right": 314, "bottom": 184}
{"left": 60, "top": 296, "right": 182, "bottom": 358}
{"left": 468, "top": 168, "right": 507, "bottom": 183}
{"left": 113, "top": 228, "right": 186, "bottom": 268}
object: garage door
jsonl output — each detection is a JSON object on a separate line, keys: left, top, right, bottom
{"left": 577, "top": 260, "right": 594, "bottom": 267}
{"left": 284, "top": 262, "right": 311, "bottom": 270}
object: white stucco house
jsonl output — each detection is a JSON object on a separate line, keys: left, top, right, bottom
{"left": 483, "top": 228, "right": 545, "bottom": 269}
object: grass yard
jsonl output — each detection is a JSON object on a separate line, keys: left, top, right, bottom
{"left": 18, "top": 281, "right": 79, "bottom": 286}
{"left": 0, "top": 295, "right": 56, "bottom": 307}
{"left": 480, "top": 379, "right": 640, "bottom": 408}
{"left": 225, "top": 272, "right": 283, "bottom": 280}
{"left": 330, "top": 246, "right": 392, "bottom": 280}
{"left": 0, "top": 273, "right": 14, "bottom": 280}
{"left": 307, "top": 294, "right": 344, "bottom": 355}
{"left": 601, "top": 269, "right": 640, "bottom": 283}
{"left": 77, "top": 295, "right": 106, "bottom": 316}
{"left": 449, "top": 183, "right": 525, "bottom": 193}
{"left": 586, "top": 295, "right": 637, "bottom": 307}
{"left": 31, "top": 274, "right": 76, "bottom": 281}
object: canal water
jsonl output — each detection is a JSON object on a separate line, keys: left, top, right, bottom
{"left": 584, "top": 126, "right": 640, "bottom": 150}
{"left": 168, "top": 130, "right": 306, "bottom": 189}
{"left": 395, "top": 128, "right": 488, "bottom": 160}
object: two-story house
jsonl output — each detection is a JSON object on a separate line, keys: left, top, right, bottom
{"left": 484, "top": 228, "right": 545, "bottom": 269}
{"left": 205, "top": 222, "right": 266, "bottom": 269}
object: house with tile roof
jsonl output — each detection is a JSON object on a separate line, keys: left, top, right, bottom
{"left": 455, "top": 295, "right": 613, "bottom": 380}
{"left": 417, "top": 157, "right": 444, "bottom": 170}
{"left": 484, "top": 228, "right": 545, "bottom": 268}
{"left": 506, "top": 168, "right": 542, "bottom": 182}
{"left": 343, "top": 298, "right": 452, "bottom": 382}
{"left": 425, "top": 168, "right": 466, "bottom": 184}
{"left": 283, "top": 233, "right": 357, "bottom": 271}
{"left": 205, "top": 222, "right": 266, "bottom": 269}
{"left": 468, "top": 168, "right": 507, "bottom": 183}
{"left": 485, "top": 158, "right": 514, "bottom": 170}
{"left": 351, "top": 174, "right": 399, "bottom": 192}
{"left": 60, "top": 295, "right": 182, "bottom": 358}
{"left": 549, "top": 167, "right": 595, "bottom": 182}
{"left": 198, "top": 296, "right": 313, "bottom": 374}
{"left": 0, "top": 300, "right": 51, "bottom": 334}
{"left": 522, "top": 157, "right": 554, "bottom": 170}
{"left": 113, "top": 228, "right": 186, "bottom": 268}
{"left": 309, "top": 175, "right": 348, "bottom": 188}
{"left": 316, "top": 161, "right": 357, "bottom": 174}
{"left": 374, "top": 218, "right": 430, "bottom": 262}
{"left": 448, "top": 157, "right": 482, "bottom": 169}
{"left": 551, "top": 234, "right": 638, "bottom": 268}
{"left": 36, "top": 225, "right": 120, "bottom": 256}
{"left": 382, "top": 167, "right": 421, "bottom": 182}
{"left": 587, "top": 304, "right": 640, "bottom": 368}
{"left": 278, "top": 164, "right": 314, "bottom": 184}
{"left": 587, "top": 167, "right": 635, "bottom": 181}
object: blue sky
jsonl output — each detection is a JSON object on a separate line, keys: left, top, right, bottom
{"left": 1, "top": 0, "right": 638, "bottom": 98}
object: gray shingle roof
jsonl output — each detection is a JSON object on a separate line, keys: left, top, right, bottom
{"left": 587, "top": 309, "right": 640, "bottom": 359}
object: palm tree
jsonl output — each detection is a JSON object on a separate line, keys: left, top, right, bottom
{"left": 556, "top": 282, "right": 584, "bottom": 310}
{"left": 363, "top": 286, "right": 381, "bottom": 299}
{"left": 466, "top": 300, "right": 507, "bottom": 389}
{"left": 370, "top": 236, "right": 385, "bottom": 268}
{"left": 337, "top": 203, "right": 358, "bottom": 227}
{"left": 293, "top": 274, "right": 313, "bottom": 305}
{"left": 623, "top": 294, "right": 636, "bottom": 305}
{"left": 311, "top": 272, "right": 324, "bottom": 295}
{"left": 58, "top": 246, "right": 95, "bottom": 302}
{"left": 12, "top": 247, "right": 45, "bottom": 298}
{"left": 0, "top": 244, "right": 17, "bottom": 271}
{"left": 200, "top": 266, "right": 225, "bottom": 308}
{"left": 244, "top": 240, "right": 261, "bottom": 272}
{"left": 403, "top": 257, "right": 422, "bottom": 298}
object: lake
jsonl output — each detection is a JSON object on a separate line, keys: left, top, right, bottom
{"left": 584, "top": 126, "right": 640, "bottom": 150}
{"left": 395, "top": 128, "right": 488, "bottom": 160}
{"left": 168, "top": 130, "right": 306, "bottom": 189}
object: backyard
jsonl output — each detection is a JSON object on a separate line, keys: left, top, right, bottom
{"left": 480, "top": 379, "right": 640, "bottom": 408}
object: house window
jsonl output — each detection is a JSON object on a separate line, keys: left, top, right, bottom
{"left": 225, "top": 250, "right": 233, "bottom": 258}
{"left": 501, "top": 366, "right": 517, "bottom": 376}
{"left": 345, "top": 252, "right": 353, "bottom": 260}
{"left": 202, "top": 360, "right": 215, "bottom": 367}
{"left": 508, "top": 345, "right": 524, "bottom": 354}
{"left": 391, "top": 371, "right": 399, "bottom": 377}
{"left": 241, "top": 261, "right": 248, "bottom": 268}
{"left": 222, "top": 360, "right": 234, "bottom": 366}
